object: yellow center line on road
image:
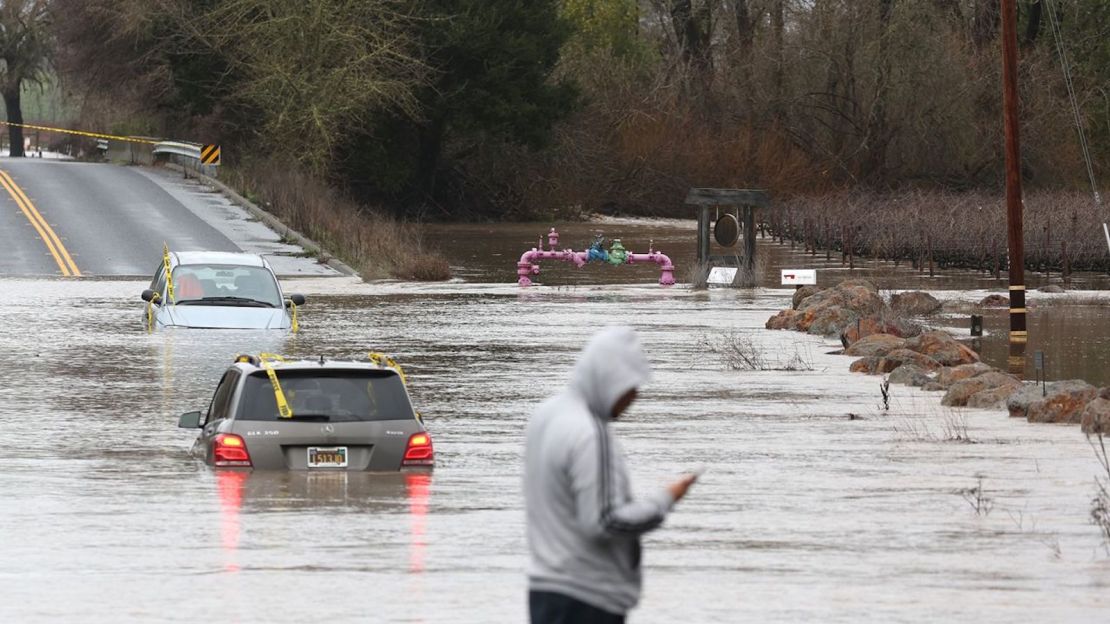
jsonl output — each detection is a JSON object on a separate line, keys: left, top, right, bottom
{"left": 0, "top": 169, "right": 81, "bottom": 277}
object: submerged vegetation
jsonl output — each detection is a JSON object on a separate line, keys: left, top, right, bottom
{"left": 699, "top": 330, "right": 815, "bottom": 371}
{"left": 768, "top": 189, "right": 1110, "bottom": 276}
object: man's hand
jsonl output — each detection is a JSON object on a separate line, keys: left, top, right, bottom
{"left": 667, "top": 474, "right": 698, "bottom": 502}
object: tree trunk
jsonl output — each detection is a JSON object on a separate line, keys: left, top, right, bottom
{"left": 972, "top": 0, "right": 1000, "bottom": 47}
{"left": 771, "top": 0, "right": 785, "bottom": 120}
{"left": 733, "top": 0, "right": 754, "bottom": 58}
{"left": 4, "top": 87, "right": 24, "bottom": 158}
{"left": 864, "top": 0, "right": 895, "bottom": 179}
{"left": 411, "top": 113, "right": 446, "bottom": 212}
{"left": 669, "top": 0, "right": 713, "bottom": 75}
{"left": 1023, "top": 0, "right": 1043, "bottom": 47}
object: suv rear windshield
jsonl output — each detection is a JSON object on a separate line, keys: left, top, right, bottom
{"left": 237, "top": 370, "right": 416, "bottom": 422}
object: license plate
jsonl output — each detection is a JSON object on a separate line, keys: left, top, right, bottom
{"left": 307, "top": 446, "right": 348, "bottom": 468}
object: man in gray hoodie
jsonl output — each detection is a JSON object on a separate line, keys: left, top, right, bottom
{"left": 525, "top": 326, "right": 697, "bottom": 623}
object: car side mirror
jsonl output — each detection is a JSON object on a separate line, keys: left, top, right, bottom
{"left": 178, "top": 411, "right": 203, "bottom": 429}
{"left": 286, "top": 294, "right": 306, "bottom": 306}
{"left": 141, "top": 289, "right": 161, "bottom": 303}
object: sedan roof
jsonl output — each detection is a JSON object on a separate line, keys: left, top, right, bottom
{"left": 173, "top": 251, "right": 267, "bottom": 268}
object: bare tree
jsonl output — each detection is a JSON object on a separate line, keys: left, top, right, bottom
{"left": 0, "top": 0, "right": 51, "bottom": 157}
{"left": 177, "top": 0, "right": 426, "bottom": 175}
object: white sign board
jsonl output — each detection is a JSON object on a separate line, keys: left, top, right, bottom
{"left": 781, "top": 269, "right": 816, "bottom": 286}
{"left": 707, "top": 267, "right": 738, "bottom": 285}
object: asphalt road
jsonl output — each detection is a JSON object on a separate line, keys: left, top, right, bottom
{"left": 0, "top": 159, "right": 241, "bottom": 277}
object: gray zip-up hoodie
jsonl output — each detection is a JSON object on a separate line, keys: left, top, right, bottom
{"left": 525, "top": 326, "right": 675, "bottom": 615}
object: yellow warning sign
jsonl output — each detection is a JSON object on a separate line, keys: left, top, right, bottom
{"left": 201, "top": 144, "right": 221, "bottom": 165}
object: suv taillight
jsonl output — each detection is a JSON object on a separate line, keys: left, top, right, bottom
{"left": 213, "top": 434, "right": 252, "bottom": 467}
{"left": 402, "top": 432, "right": 434, "bottom": 467}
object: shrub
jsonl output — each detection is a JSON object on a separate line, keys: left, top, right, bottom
{"left": 225, "top": 159, "right": 450, "bottom": 281}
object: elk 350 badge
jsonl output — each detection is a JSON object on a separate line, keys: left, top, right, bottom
{"left": 201, "top": 144, "right": 221, "bottom": 165}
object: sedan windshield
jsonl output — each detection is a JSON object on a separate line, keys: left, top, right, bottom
{"left": 171, "top": 264, "right": 281, "bottom": 307}
{"left": 237, "top": 370, "right": 416, "bottom": 422}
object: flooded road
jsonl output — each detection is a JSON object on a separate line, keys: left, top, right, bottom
{"left": 2, "top": 272, "right": 1109, "bottom": 622}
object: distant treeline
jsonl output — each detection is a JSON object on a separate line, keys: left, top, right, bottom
{"left": 47, "top": 1, "right": 1110, "bottom": 218}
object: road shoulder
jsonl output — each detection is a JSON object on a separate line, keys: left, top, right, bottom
{"left": 132, "top": 166, "right": 355, "bottom": 278}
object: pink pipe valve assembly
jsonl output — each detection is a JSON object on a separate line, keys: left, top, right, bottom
{"left": 516, "top": 228, "right": 675, "bottom": 287}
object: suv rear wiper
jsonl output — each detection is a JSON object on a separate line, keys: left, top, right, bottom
{"left": 176, "top": 296, "right": 275, "bottom": 308}
{"left": 285, "top": 413, "right": 332, "bottom": 422}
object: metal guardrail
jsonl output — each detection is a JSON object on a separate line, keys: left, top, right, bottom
{"left": 151, "top": 140, "right": 218, "bottom": 178}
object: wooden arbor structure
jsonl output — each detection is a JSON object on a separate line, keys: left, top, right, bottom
{"left": 686, "top": 188, "right": 770, "bottom": 284}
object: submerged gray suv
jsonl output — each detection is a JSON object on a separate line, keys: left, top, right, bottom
{"left": 178, "top": 355, "right": 434, "bottom": 471}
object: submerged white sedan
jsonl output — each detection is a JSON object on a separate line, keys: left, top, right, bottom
{"left": 141, "top": 251, "right": 305, "bottom": 330}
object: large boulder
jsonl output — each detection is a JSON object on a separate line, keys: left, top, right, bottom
{"left": 967, "top": 384, "right": 1022, "bottom": 409}
{"left": 890, "top": 291, "right": 942, "bottom": 316}
{"left": 904, "top": 331, "right": 979, "bottom": 367}
{"left": 768, "top": 279, "right": 888, "bottom": 337}
{"left": 1008, "top": 380, "right": 1099, "bottom": 424}
{"left": 888, "top": 363, "right": 933, "bottom": 386}
{"left": 850, "top": 357, "right": 880, "bottom": 374}
{"left": 941, "top": 372, "right": 1022, "bottom": 407}
{"left": 840, "top": 316, "right": 922, "bottom": 345}
{"left": 876, "top": 348, "right": 942, "bottom": 374}
{"left": 805, "top": 306, "right": 861, "bottom": 337}
{"left": 792, "top": 285, "right": 823, "bottom": 309}
{"left": 936, "top": 362, "right": 996, "bottom": 388}
{"left": 1007, "top": 384, "right": 1043, "bottom": 418}
{"left": 979, "top": 294, "right": 1009, "bottom": 307}
{"left": 798, "top": 283, "right": 884, "bottom": 315}
{"left": 844, "top": 334, "right": 907, "bottom": 357}
{"left": 1080, "top": 388, "right": 1110, "bottom": 434}
{"left": 766, "top": 309, "right": 803, "bottom": 331}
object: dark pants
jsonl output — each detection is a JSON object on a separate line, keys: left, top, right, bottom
{"left": 529, "top": 590, "right": 625, "bottom": 624}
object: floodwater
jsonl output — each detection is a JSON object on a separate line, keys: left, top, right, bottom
{"left": 432, "top": 219, "right": 1110, "bottom": 384}
{"left": 3, "top": 225, "right": 1110, "bottom": 622}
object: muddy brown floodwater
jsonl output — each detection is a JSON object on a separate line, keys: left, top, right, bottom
{"left": 2, "top": 222, "right": 1109, "bottom": 622}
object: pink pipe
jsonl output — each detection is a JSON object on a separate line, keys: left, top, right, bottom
{"left": 517, "top": 248, "right": 587, "bottom": 286}
{"left": 516, "top": 227, "right": 676, "bottom": 287}
{"left": 626, "top": 252, "right": 676, "bottom": 286}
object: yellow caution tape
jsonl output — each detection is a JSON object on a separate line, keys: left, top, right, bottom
{"left": 259, "top": 353, "right": 294, "bottom": 419}
{"left": 368, "top": 351, "right": 408, "bottom": 386}
{"left": 145, "top": 292, "right": 162, "bottom": 333}
{"left": 162, "top": 242, "right": 175, "bottom": 303}
{"left": 288, "top": 299, "right": 299, "bottom": 333}
{"left": 0, "top": 120, "right": 160, "bottom": 145}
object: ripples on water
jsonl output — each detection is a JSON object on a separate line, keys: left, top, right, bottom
{"left": 1, "top": 249, "right": 1108, "bottom": 621}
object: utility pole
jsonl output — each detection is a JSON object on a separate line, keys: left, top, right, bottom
{"left": 1001, "top": 0, "right": 1026, "bottom": 374}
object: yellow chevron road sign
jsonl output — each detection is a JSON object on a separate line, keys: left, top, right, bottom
{"left": 201, "top": 144, "right": 221, "bottom": 165}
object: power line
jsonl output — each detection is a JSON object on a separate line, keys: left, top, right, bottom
{"left": 1045, "top": 0, "right": 1102, "bottom": 207}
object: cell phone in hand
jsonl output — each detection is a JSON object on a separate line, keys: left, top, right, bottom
{"left": 689, "top": 466, "right": 707, "bottom": 478}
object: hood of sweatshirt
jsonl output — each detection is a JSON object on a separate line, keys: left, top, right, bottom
{"left": 569, "top": 326, "right": 652, "bottom": 421}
